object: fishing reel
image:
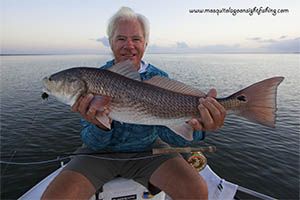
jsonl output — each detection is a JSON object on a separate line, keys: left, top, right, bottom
{"left": 187, "top": 151, "right": 207, "bottom": 171}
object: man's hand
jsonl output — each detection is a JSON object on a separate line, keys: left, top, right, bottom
{"left": 188, "top": 88, "right": 226, "bottom": 131}
{"left": 71, "top": 94, "right": 111, "bottom": 130}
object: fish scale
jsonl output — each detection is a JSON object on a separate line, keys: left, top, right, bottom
{"left": 82, "top": 69, "right": 199, "bottom": 121}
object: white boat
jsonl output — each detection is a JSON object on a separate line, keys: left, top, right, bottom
{"left": 18, "top": 162, "right": 276, "bottom": 200}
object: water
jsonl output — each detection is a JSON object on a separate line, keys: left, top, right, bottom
{"left": 1, "top": 54, "right": 299, "bottom": 199}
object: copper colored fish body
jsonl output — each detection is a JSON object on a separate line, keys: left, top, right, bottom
{"left": 42, "top": 60, "right": 284, "bottom": 140}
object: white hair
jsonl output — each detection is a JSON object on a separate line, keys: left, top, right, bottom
{"left": 107, "top": 7, "right": 150, "bottom": 46}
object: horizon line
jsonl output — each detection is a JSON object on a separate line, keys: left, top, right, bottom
{"left": 1, "top": 52, "right": 299, "bottom": 56}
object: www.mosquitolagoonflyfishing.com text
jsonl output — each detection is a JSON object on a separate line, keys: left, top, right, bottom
{"left": 189, "top": 6, "right": 289, "bottom": 16}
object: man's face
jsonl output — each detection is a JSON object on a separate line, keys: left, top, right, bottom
{"left": 111, "top": 19, "right": 146, "bottom": 70}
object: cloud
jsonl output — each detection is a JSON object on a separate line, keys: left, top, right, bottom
{"left": 259, "top": 39, "right": 277, "bottom": 43}
{"left": 176, "top": 42, "right": 189, "bottom": 48}
{"left": 247, "top": 37, "right": 261, "bottom": 41}
{"left": 89, "top": 35, "right": 298, "bottom": 54}
{"left": 146, "top": 37, "right": 300, "bottom": 54}
{"left": 279, "top": 35, "right": 287, "bottom": 39}
{"left": 247, "top": 37, "right": 277, "bottom": 43}
{"left": 245, "top": 36, "right": 299, "bottom": 52}
{"left": 94, "top": 36, "right": 110, "bottom": 47}
{"left": 146, "top": 43, "right": 243, "bottom": 53}
{"left": 262, "top": 37, "right": 300, "bottom": 52}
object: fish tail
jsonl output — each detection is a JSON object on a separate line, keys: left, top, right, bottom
{"left": 220, "top": 77, "right": 284, "bottom": 127}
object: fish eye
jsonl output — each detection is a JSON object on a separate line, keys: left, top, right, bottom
{"left": 237, "top": 95, "right": 247, "bottom": 102}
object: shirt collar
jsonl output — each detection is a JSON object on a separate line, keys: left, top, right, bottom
{"left": 138, "top": 60, "right": 149, "bottom": 74}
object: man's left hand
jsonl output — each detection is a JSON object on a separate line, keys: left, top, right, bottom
{"left": 188, "top": 88, "right": 226, "bottom": 131}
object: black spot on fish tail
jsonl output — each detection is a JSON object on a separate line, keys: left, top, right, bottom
{"left": 237, "top": 95, "right": 247, "bottom": 102}
{"left": 41, "top": 92, "right": 49, "bottom": 100}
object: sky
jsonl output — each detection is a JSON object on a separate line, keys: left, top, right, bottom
{"left": 1, "top": 0, "right": 299, "bottom": 54}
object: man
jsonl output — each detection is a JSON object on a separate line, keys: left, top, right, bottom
{"left": 42, "top": 7, "right": 226, "bottom": 200}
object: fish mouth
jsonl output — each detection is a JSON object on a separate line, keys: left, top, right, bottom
{"left": 41, "top": 92, "right": 49, "bottom": 100}
{"left": 41, "top": 77, "right": 50, "bottom": 100}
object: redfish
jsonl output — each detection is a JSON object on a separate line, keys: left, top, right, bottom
{"left": 42, "top": 60, "right": 284, "bottom": 140}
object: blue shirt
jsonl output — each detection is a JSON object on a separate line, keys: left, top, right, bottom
{"left": 80, "top": 60, "right": 205, "bottom": 152}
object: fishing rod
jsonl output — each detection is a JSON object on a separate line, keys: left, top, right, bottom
{"left": 152, "top": 146, "right": 216, "bottom": 154}
{"left": 0, "top": 146, "right": 216, "bottom": 159}
{"left": 0, "top": 146, "right": 216, "bottom": 165}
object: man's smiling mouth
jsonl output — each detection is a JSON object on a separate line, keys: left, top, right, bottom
{"left": 121, "top": 54, "right": 136, "bottom": 57}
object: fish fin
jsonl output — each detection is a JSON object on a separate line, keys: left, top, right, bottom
{"left": 89, "top": 95, "right": 111, "bottom": 129}
{"left": 89, "top": 95, "right": 110, "bottom": 110}
{"left": 167, "top": 123, "right": 194, "bottom": 141}
{"left": 227, "top": 76, "right": 284, "bottom": 127}
{"left": 95, "top": 112, "right": 111, "bottom": 129}
{"left": 106, "top": 60, "right": 141, "bottom": 81}
{"left": 145, "top": 76, "right": 206, "bottom": 97}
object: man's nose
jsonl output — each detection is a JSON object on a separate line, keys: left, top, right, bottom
{"left": 124, "top": 39, "right": 134, "bottom": 49}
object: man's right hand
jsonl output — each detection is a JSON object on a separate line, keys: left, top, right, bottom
{"left": 71, "top": 93, "right": 112, "bottom": 130}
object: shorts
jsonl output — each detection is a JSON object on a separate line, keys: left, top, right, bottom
{"left": 63, "top": 138, "right": 181, "bottom": 194}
